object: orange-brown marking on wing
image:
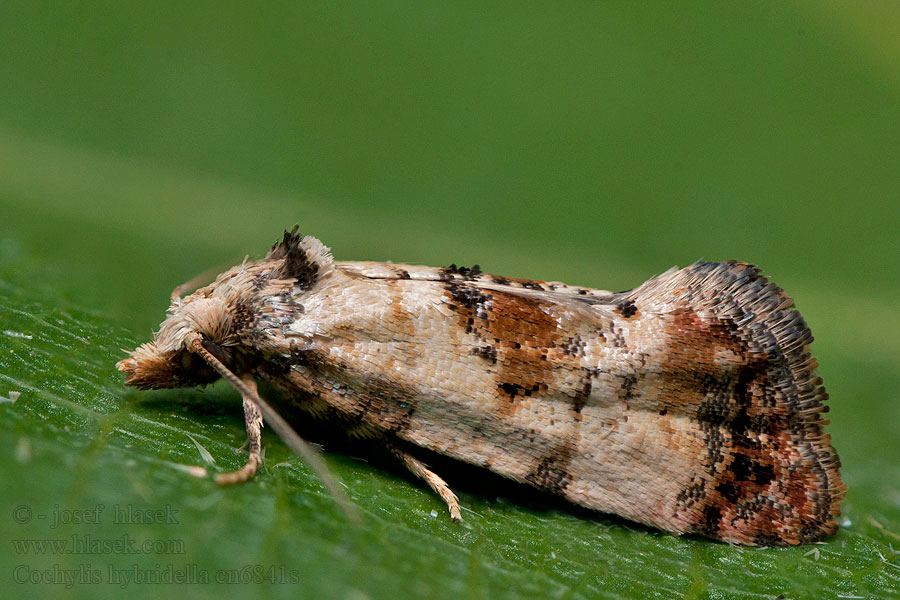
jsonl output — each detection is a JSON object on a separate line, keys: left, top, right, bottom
{"left": 638, "top": 262, "right": 844, "bottom": 545}
{"left": 442, "top": 281, "right": 561, "bottom": 415}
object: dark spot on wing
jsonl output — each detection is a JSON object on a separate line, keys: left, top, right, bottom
{"left": 441, "top": 264, "right": 482, "bottom": 281}
{"left": 616, "top": 299, "right": 638, "bottom": 318}
{"left": 715, "top": 481, "right": 740, "bottom": 503}
{"left": 445, "top": 282, "right": 491, "bottom": 334}
{"left": 702, "top": 504, "right": 723, "bottom": 536}
{"left": 498, "top": 382, "right": 520, "bottom": 400}
{"left": 525, "top": 446, "right": 573, "bottom": 494}
{"left": 472, "top": 344, "right": 498, "bottom": 363}
{"left": 727, "top": 453, "right": 776, "bottom": 486}
{"left": 572, "top": 375, "right": 592, "bottom": 413}
{"left": 619, "top": 373, "right": 638, "bottom": 408}
{"left": 560, "top": 334, "right": 586, "bottom": 357}
{"left": 497, "top": 381, "right": 546, "bottom": 400}
{"left": 676, "top": 479, "right": 706, "bottom": 508}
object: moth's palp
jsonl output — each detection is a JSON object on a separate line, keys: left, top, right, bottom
{"left": 186, "top": 333, "right": 360, "bottom": 522}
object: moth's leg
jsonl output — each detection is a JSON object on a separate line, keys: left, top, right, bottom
{"left": 215, "top": 374, "right": 263, "bottom": 485}
{"left": 392, "top": 447, "right": 462, "bottom": 521}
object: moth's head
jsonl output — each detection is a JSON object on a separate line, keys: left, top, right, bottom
{"left": 116, "top": 295, "right": 235, "bottom": 389}
{"left": 117, "top": 227, "right": 333, "bottom": 390}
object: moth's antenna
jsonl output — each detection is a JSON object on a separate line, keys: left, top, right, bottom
{"left": 187, "top": 334, "right": 360, "bottom": 522}
{"left": 171, "top": 267, "right": 226, "bottom": 302}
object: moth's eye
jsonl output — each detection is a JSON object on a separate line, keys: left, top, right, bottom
{"left": 200, "top": 338, "right": 229, "bottom": 365}
{"left": 180, "top": 350, "right": 206, "bottom": 372}
{"left": 176, "top": 342, "right": 220, "bottom": 385}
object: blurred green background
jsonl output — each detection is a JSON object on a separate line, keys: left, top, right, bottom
{"left": 1, "top": 2, "right": 898, "bottom": 599}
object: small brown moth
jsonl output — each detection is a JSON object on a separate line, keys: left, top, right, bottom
{"left": 118, "top": 227, "right": 845, "bottom": 545}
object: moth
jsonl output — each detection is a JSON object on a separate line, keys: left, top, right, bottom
{"left": 117, "top": 227, "right": 845, "bottom": 546}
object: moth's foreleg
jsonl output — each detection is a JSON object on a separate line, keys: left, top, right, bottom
{"left": 393, "top": 447, "right": 462, "bottom": 521}
{"left": 187, "top": 333, "right": 358, "bottom": 520}
{"left": 215, "top": 374, "right": 263, "bottom": 485}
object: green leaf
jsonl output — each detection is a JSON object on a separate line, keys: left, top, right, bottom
{"left": 1, "top": 227, "right": 899, "bottom": 600}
